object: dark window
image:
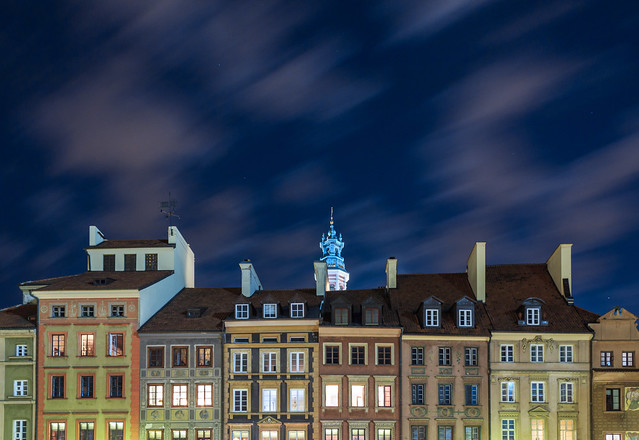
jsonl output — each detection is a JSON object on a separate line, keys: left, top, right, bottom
{"left": 148, "top": 347, "right": 164, "bottom": 368}
{"left": 465, "top": 347, "right": 478, "bottom": 366}
{"left": 145, "top": 253, "right": 158, "bottom": 271}
{"left": 124, "top": 254, "right": 136, "bottom": 271}
{"left": 377, "top": 346, "right": 392, "bottom": 365}
{"left": 79, "top": 422, "right": 94, "bottom": 440}
{"left": 465, "top": 427, "right": 479, "bottom": 440}
{"left": 325, "top": 345, "right": 340, "bottom": 365}
{"left": 110, "top": 375, "right": 123, "bottom": 398}
{"left": 364, "top": 308, "right": 379, "bottom": 325}
{"left": 411, "top": 347, "right": 424, "bottom": 365}
{"left": 411, "top": 426, "right": 425, "bottom": 440}
{"left": 601, "top": 351, "right": 614, "bottom": 367}
{"left": 439, "top": 347, "right": 451, "bottom": 366}
{"left": 51, "top": 376, "right": 64, "bottom": 398}
{"left": 103, "top": 254, "right": 115, "bottom": 271}
{"left": 52, "top": 306, "right": 66, "bottom": 318}
{"left": 111, "top": 305, "right": 125, "bottom": 317}
{"left": 172, "top": 346, "right": 188, "bottom": 367}
{"left": 80, "top": 376, "right": 94, "bottom": 398}
{"left": 351, "top": 346, "right": 365, "bottom": 365}
{"left": 438, "top": 384, "right": 452, "bottom": 405}
{"left": 411, "top": 384, "right": 424, "bottom": 404}
{"left": 335, "top": 308, "right": 348, "bottom": 325}
{"left": 606, "top": 388, "right": 621, "bottom": 411}
{"left": 108, "top": 422, "right": 123, "bottom": 440}
{"left": 197, "top": 346, "right": 212, "bottom": 367}
{"left": 80, "top": 305, "right": 95, "bottom": 318}
{"left": 464, "top": 384, "right": 479, "bottom": 405}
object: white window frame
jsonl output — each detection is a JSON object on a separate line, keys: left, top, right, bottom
{"left": 290, "top": 352, "right": 305, "bottom": 373}
{"left": 531, "top": 381, "right": 545, "bottom": 402}
{"left": 262, "top": 388, "right": 277, "bottom": 412}
{"left": 15, "top": 345, "right": 28, "bottom": 357}
{"left": 262, "top": 352, "right": 277, "bottom": 373}
{"left": 324, "top": 384, "right": 339, "bottom": 407}
{"left": 14, "top": 420, "right": 27, "bottom": 440}
{"left": 290, "top": 388, "right": 305, "bottom": 412}
{"left": 530, "top": 344, "right": 544, "bottom": 362}
{"left": 560, "top": 382, "right": 574, "bottom": 403}
{"left": 235, "top": 304, "right": 249, "bottom": 319}
{"left": 263, "top": 303, "right": 277, "bottom": 318}
{"left": 500, "top": 344, "right": 514, "bottom": 363}
{"left": 526, "top": 307, "right": 541, "bottom": 325}
{"left": 13, "top": 380, "right": 28, "bottom": 397}
{"left": 559, "top": 345, "right": 573, "bottom": 363}
{"left": 197, "top": 383, "right": 213, "bottom": 406}
{"left": 424, "top": 309, "right": 439, "bottom": 327}
{"left": 233, "top": 389, "right": 248, "bottom": 412}
{"left": 501, "top": 381, "right": 515, "bottom": 402}
{"left": 464, "top": 347, "right": 478, "bottom": 366}
{"left": 458, "top": 309, "right": 473, "bottom": 327}
{"left": 80, "top": 305, "right": 95, "bottom": 318}
{"left": 290, "top": 303, "right": 305, "bottom": 318}
{"left": 501, "top": 419, "right": 515, "bottom": 440}
{"left": 234, "top": 352, "right": 248, "bottom": 373}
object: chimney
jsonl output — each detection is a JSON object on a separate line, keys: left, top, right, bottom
{"left": 89, "top": 226, "right": 105, "bottom": 246}
{"left": 314, "top": 261, "right": 329, "bottom": 297}
{"left": 546, "top": 244, "right": 573, "bottom": 303}
{"left": 467, "top": 242, "right": 486, "bottom": 302}
{"left": 385, "top": 257, "right": 397, "bottom": 289}
{"left": 239, "top": 260, "right": 262, "bottom": 297}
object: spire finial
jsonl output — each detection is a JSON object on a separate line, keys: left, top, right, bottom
{"left": 330, "top": 206, "right": 334, "bottom": 225}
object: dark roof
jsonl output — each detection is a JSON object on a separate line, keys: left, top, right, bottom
{"left": 228, "top": 288, "right": 324, "bottom": 321}
{"left": 0, "top": 304, "right": 37, "bottom": 329}
{"left": 484, "top": 264, "right": 595, "bottom": 333}
{"left": 389, "top": 273, "right": 491, "bottom": 335}
{"left": 21, "top": 271, "right": 172, "bottom": 291}
{"left": 322, "top": 288, "right": 400, "bottom": 327}
{"left": 87, "top": 239, "right": 172, "bottom": 249}
{"left": 139, "top": 287, "right": 241, "bottom": 332}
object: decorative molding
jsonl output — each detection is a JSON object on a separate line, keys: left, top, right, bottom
{"left": 521, "top": 335, "right": 555, "bottom": 351}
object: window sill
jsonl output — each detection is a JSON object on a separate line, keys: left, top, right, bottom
{"left": 8, "top": 395, "right": 33, "bottom": 400}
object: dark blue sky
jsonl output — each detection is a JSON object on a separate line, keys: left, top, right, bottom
{"left": 2, "top": 1, "right": 639, "bottom": 315}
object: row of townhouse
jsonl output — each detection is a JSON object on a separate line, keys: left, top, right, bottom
{"left": 4, "top": 224, "right": 639, "bottom": 440}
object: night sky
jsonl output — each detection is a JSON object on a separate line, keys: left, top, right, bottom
{"left": 2, "top": 1, "right": 639, "bottom": 316}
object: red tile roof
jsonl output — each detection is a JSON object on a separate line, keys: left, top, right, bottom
{"left": 0, "top": 303, "right": 37, "bottom": 329}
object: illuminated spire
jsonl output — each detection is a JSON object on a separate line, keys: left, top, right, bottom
{"left": 320, "top": 208, "right": 349, "bottom": 290}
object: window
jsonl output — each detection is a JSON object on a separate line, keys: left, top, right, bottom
{"left": 145, "top": 253, "right": 158, "bottom": 270}
{"left": 411, "top": 347, "right": 424, "bottom": 365}
{"left": 530, "top": 344, "right": 544, "bottom": 362}
{"left": 110, "top": 375, "right": 123, "bottom": 398}
{"left": 526, "top": 307, "right": 541, "bottom": 325}
{"left": 196, "top": 430, "right": 212, "bottom": 440}
{"left": 262, "top": 431, "right": 278, "bottom": 440}
{"left": 15, "top": 344, "right": 28, "bottom": 357}
{"left": 234, "top": 352, "right": 248, "bottom": 373}
{"left": 500, "top": 345, "right": 513, "bottom": 363}
{"left": 263, "top": 303, "right": 277, "bottom": 318}
{"left": 351, "top": 429, "right": 365, "bottom": 440}
{"left": 291, "top": 352, "right": 305, "bottom": 372}
{"left": 377, "top": 429, "right": 391, "bottom": 440}
{"left": 197, "top": 346, "right": 212, "bottom": 367}
{"left": 364, "top": 308, "right": 379, "bottom": 325}
{"left": 289, "top": 433, "right": 304, "bottom": 440}
{"left": 235, "top": 304, "right": 249, "bottom": 319}
{"left": 438, "top": 427, "right": 452, "bottom": 440}
{"left": 623, "top": 351, "right": 634, "bottom": 367}
{"left": 377, "top": 346, "right": 392, "bottom": 365}
{"left": 14, "top": 380, "right": 28, "bottom": 397}
{"left": 172, "top": 346, "right": 188, "bottom": 367}
{"left": 351, "top": 345, "right": 366, "bottom": 365}
{"left": 465, "top": 347, "right": 478, "bottom": 366}
{"left": 465, "top": 384, "right": 479, "bottom": 405}
{"left": 325, "top": 384, "right": 339, "bottom": 407}
{"left": 378, "top": 385, "right": 391, "bottom": 407}
{"left": 464, "top": 426, "right": 479, "bottom": 440}
{"left": 439, "top": 347, "right": 451, "bottom": 366}
{"left": 501, "top": 420, "right": 515, "bottom": 440}
{"left": 501, "top": 382, "right": 514, "bottom": 402}
{"left": 262, "top": 352, "right": 277, "bottom": 373}
{"left": 51, "top": 376, "right": 64, "bottom": 398}
{"left": 262, "top": 388, "right": 277, "bottom": 412}
{"left": 172, "top": 430, "right": 187, "bottom": 440}
{"left": 233, "top": 389, "right": 248, "bottom": 412}
{"left": 124, "top": 254, "right": 136, "bottom": 271}
{"left": 559, "top": 345, "right": 573, "bottom": 363}
{"left": 290, "top": 303, "right": 304, "bottom": 318}
{"left": 80, "top": 305, "right": 95, "bottom": 318}
{"left": 147, "top": 384, "right": 164, "bottom": 407}
{"left": 335, "top": 307, "right": 348, "bottom": 325}
{"left": 559, "top": 420, "right": 575, "bottom": 440}
{"left": 605, "top": 436, "right": 622, "bottom": 440}
{"left": 438, "top": 384, "right": 452, "bottom": 405}
{"left": 172, "top": 384, "right": 188, "bottom": 407}
{"left": 601, "top": 351, "right": 614, "bottom": 367}
{"left": 290, "top": 388, "right": 305, "bottom": 412}
{"left": 351, "top": 385, "right": 365, "bottom": 407}
{"left": 104, "top": 254, "right": 115, "bottom": 271}
{"left": 560, "top": 382, "right": 574, "bottom": 403}
{"left": 424, "top": 309, "right": 439, "bottom": 327}
{"left": 411, "top": 383, "right": 424, "bottom": 405}
{"left": 111, "top": 305, "right": 125, "bottom": 317}
{"left": 108, "top": 333, "right": 124, "bottom": 357}
{"left": 325, "top": 345, "right": 340, "bottom": 365}
{"left": 411, "top": 426, "right": 425, "bottom": 440}
{"left": 531, "top": 382, "right": 545, "bottom": 402}
{"left": 80, "top": 376, "right": 93, "bottom": 398}
{"left": 109, "top": 422, "right": 124, "bottom": 440}
{"left": 148, "top": 347, "right": 164, "bottom": 368}
{"left": 325, "top": 428, "right": 339, "bottom": 440}
{"left": 51, "top": 334, "right": 65, "bottom": 357}
{"left": 232, "top": 432, "right": 249, "bottom": 440}
{"left": 531, "top": 419, "right": 544, "bottom": 440}
{"left": 197, "top": 384, "right": 213, "bottom": 406}
{"left": 148, "top": 430, "right": 163, "bottom": 440}
{"left": 80, "top": 334, "right": 95, "bottom": 356}
{"left": 458, "top": 309, "right": 473, "bottom": 327}
{"left": 606, "top": 388, "right": 621, "bottom": 411}
{"left": 79, "top": 422, "right": 94, "bottom": 440}
{"left": 50, "top": 422, "right": 65, "bottom": 440}
{"left": 52, "top": 306, "right": 66, "bottom": 318}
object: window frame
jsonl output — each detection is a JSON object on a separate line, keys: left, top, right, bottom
{"left": 290, "top": 351, "right": 305, "bottom": 373}
{"left": 235, "top": 304, "right": 249, "bottom": 320}
{"left": 424, "top": 308, "right": 439, "bottom": 327}
{"left": 172, "top": 346, "right": 189, "bottom": 368}
{"left": 501, "top": 381, "right": 515, "bottom": 402}
{"left": 14, "top": 379, "right": 28, "bottom": 397}
{"left": 411, "top": 347, "right": 424, "bottom": 365}
{"left": 622, "top": 351, "right": 635, "bottom": 367}
{"left": 500, "top": 344, "right": 514, "bottom": 363}
{"left": 262, "top": 388, "right": 277, "bottom": 412}
{"left": 233, "top": 389, "right": 248, "bottom": 412}
{"left": 324, "top": 344, "right": 341, "bottom": 365}
{"left": 601, "top": 351, "right": 614, "bottom": 367}
{"left": 606, "top": 387, "right": 621, "bottom": 411}
{"left": 50, "top": 375, "right": 65, "bottom": 399}
{"left": 526, "top": 306, "right": 541, "bottom": 325}
{"left": 559, "top": 345, "right": 573, "bottom": 363}
{"left": 196, "top": 346, "right": 213, "bottom": 368}
{"left": 51, "top": 334, "right": 66, "bottom": 357}
{"left": 464, "top": 347, "right": 478, "bottom": 366}
{"left": 438, "top": 346, "right": 451, "bottom": 366}
{"left": 438, "top": 383, "right": 452, "bottom": 405}
{"left": 79, "top": 375, "right": 94, "bottom": 399}
{"left": 464, "top": 383, "right": 479, "bottom": 406}
{"left": 147, "top": 383, "right": 165, "bottom": 407}
{"left": 148, "top": 346, "right": 165, "bottom": 368}
{"left": 196, "top": 383, "right": 213, "bottom": 407}
{"left": 411, "top": 383, "right": 424, "bottom": 405}
{"left": 530, "top": 381, "right": 545, "bottom": 403}
{"left": 171, "top": 384, "right": 188, "bottom": 407}
{"left": 530, "top": 344, "right": 544, "bottom": 363}
{"left": 376, "top": 345, "right": 392, "bottom": 366}
{"left": 289, "top": 388, "right": 305, "bottom": 412}
{"left": 350, "top": 344, "right": 367, "bottom": 365}
{"left": 233, "top": 351, "right": 248, "bottom": 373}
{"left": 560, "top": 382, "right": 574, "bottom": 403}
{"left": 15, "top": 344, "right": 28, "bottom": 357}
{"left": 458, "top": 308, "right": 473, "bottom": 327}
{"left": 109, "top": 374, "right": 124, "bottom": 398}
{"left": 377, "top": 384, "right": 392, "bottom": 408}
{"left": 107, "top": 333, "right": 124, "bottom": 357}
{"left": 263, "top": 303, "right": 277, "bottom": 319}
{"left": 290, "top": 303, "right": 305, "bottom": 318}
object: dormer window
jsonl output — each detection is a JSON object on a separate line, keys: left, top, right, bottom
{"left": 421, "top": 297, "right": 442, "bottom": 328}
{"left": 335, "top": 308, "right": 348, "bottom": 325}
{"left": 527, "top": 307, "right": 540, "bottom": 325}
{"left": 520, "top": 298, "right": 547, "bottom": 326}
{"left": 364, "top": 308, "right": 379, "bottom": 325}
{"left": 235, "top": 304, "right": 249, "bottom": 320}
{"left": 456, "top": 297, "right": 475, "bottom": 328}
{"left": 263, "top": 304, "right": 277, "bottom": 319}
{"left": 290, "top": 303, "right": 304, "bottom": 318}
{"left": 425, "top": 309, "right": 439, "bottom": 327}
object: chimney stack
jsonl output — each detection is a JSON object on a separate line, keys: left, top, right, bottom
{"left": 314, "top": 261, "right": 329, "bottom": 297}
{"left": 385, "top": 257, "right": 397, "bottom": 289}
{"left": 547, "top": 244, "right": 573, "bottom": 303}
{"left": 239, "top": 260, "right": 262, "bottom": 297}
{"left": 467, "top": 242, "right": 486, "bottom": 302}
{"left": 89, "top": 226, "right": 105, "bottom": 246}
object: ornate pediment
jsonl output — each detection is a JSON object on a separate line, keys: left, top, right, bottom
{"left": 521, "top": 335, "right": 555, "bottom": 351}
{"left": 257, "top": 416, "right": 282, "bottom": 425}
{"left": 528, "top": 404, "right": 550, "bottom": 415}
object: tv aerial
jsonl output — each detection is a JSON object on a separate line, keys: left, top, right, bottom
{"left": 160, "top": 193, "right": 180, "bottom": 226}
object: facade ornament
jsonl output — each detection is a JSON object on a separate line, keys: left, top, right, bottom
{"left": 521, "top": 335, "right": 555, "bottom": 351}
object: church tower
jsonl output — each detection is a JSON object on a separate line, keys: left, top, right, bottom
{"left": 320, "top": 209, "right": 349, "bottom": 290}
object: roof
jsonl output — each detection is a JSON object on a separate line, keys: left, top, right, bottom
{"left": 138, "top": 287, "right": 241, "bottom": 332}
{"left": 229, "top": 288, "right": 324, "bottom": 320}
{"left": 322, "top": 288, "right": 400, "bottom": 327}
{"left": 0, "top": 303, "right": 37, "bottom": 329}
{"left": 86, "top": 239, "right": 172, "bottom": 249}
{"left": 21, "top": 271, "right": 173, "bottom": 291}
{"left": 390, "top": 273, "right": 491, "bottom": 335}
{"left": 484, "top": 264, "right": 596, "bottom": 333}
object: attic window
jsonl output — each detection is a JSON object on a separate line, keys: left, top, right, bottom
{"left": 290, "top": 303, "right": 304, "bottom": 318}
{"left": 92, "top": 278, "right": 113, "bottom": 286}
{"left": 235, "top": 304, "right": 249, "bottom": 320}
{"left": 263, "top": 304, "right": 277, "bottom": 319}
{"left": 364, "top": 307, "right": 380, "bottom": 325}
{"left": 424, "top": 309, "right": 439, "bottom": 327}
{"left": 458, "top": 309, "right": 473, "bottom": 327}
{"left": 187, "top": 308, "right": 203, "bottom": 318}
{"left": 519, "top": 298, "right": 548, "bottom": 326}
{"left": 334, "top": 308, "right": 348, "bottom": 325}
{"left": 527, "top": 307, "right": 540, "bottom": 326}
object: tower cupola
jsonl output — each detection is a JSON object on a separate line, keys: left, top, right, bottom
{"left": 320, "top": 209, "right": 349, "bottom": 290}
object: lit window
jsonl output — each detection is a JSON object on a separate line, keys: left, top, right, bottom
{"left": 411, "top": 426, "right": 425, "bottom": 440}
{"left": 526, "top": 307, "right": 541, "bottom": 325}
{"left": 234, "top": 352, "right": 248, "bottom": 373}
{"left": 80, "top": 334, "right": 95, "bottom": 356}
{"left": 464, "top": 426, "right": 479, "bottom": 440}
{"left": 172, "top": 384, "right": 188, "bottom": 407}
{"left": 145, "top": 253, "right": 158, "bottom": 271}
{"left": 262, "top": 431, "right": 278, "bottom": 440}
{"left": 501, "top": 382, "right": 515, "bottom": 402}
{"left": 262, "top": 352, "right": 277, "bottom": 373}
{"left": 197, "top": 384, "right": 213, "bottom": 406}
{"left": 196, "top": 430, "right": 212, "bottom": 440}
{"left": 263, "top": 304, "right": 277, "bottom": 318}
{"left": 325, "top": 428, "right": 339, "bottom": 440}
{"left": 290, "top": 352, "right": 305, "bottom": 372}
{"left": 377, "top": 428, "right": 391, "bottom": 440}
{"left": 110, "top": 375, "right": 123, "bottom": 398}
{"left": 147, "top": 384, "right": 164, "bottom": 407}
{"left": 438, "top": 384, "right": 452, "bottom": 405}
{"left": 559, "top": 345, "right": 573, "bottom": 363}
{"left": 559, "top": 420, "right": 575, "bottom": 440}
{"left": 233, "top": 389, "right": 248, "bottom": 412}
{"left": 109, "top": 422, "right": 124, "bottom": 440}
{"left": 458, "top": 309, "right": 473, "bottom": 327}
{"left": 623, "top": 351, "right": 634, "bottom": 367}
{"left": 531, "top": 382, "right": 545, "bottom": 402}
{"left": 108, "top": 333, "right": 124, "bottom": 357}
{"left": 560, "top": 382, "right": 573, "bottom": 403}
{"left": 531, "top": 419, "right": 544, "bottom": 440}
{"left": 50, "top": 422, "right": 65, "bottom": 440}
{"left": 325, "top": 384, "right": 339, "bottom": 407}
{"left": 411, "top": 383, "right": 424, "bottom": 405}
{"left": 465, "top": 384, "right": 479, "bottom": 405}
{"left": 235, "top": 304, "right": 249, "bottom": 319}
{"left": 378, "top": 385, "right": 392, "bottom": 407}
{"left": 290, "top": 388, "right": 305, "bottom": 412}
{"left": 51, "top": 334, "right": 65, "bottom": 357}
{"left": 172, "top": 346, "right": 188, "bottom": 367}
{"left": 500, "top": 345, "right": 514, "bottom": 362}
{"left": 15, "top": 344, "right": 28, "bottom": 357}
{"left": 351, "top": 385, "right": 365, "bottom": 407}
{"left": 14, "top": 380, "right": 28, "bottom": 396}
{"left": 424, "top": 309, "right": 439, "bottom": 327}
{"left": 501, "top": 419, "right": 515, "bottom": 440}
{"left": 601, "top": 351, "right": 613, "bottom": 367}
{"left": 351, "top": 429, "right": 365, "bottom": 440}
{"left": 262, "top": 388, "right": 277, "bottom": 412}
{"left": 288, "top": 431, "right": 305, "bottom": 440}
{"left": 411, "top": 347, "right": 424, "bottom": 365}
{"left": 464, "top": 347, "right": 478, "bottom": 366}
{"left": 606, "top": 388, "right": 621, "bottom": 411}
{"left": 197, "top": 346, "right": 212, "bottom": 367}
{"left": 80, "top": 305, "right": 95, "bottom": 318}
{"left": 290, "top": 303, "right": 304, "bottom": 318}
{"left": 232, "top": 431, "right": 249, "bottom": 440}
{"left": 79, "top": 422, "right": 94, "bottom": 440}
{"left": 439, "top": 347, "right": 451, "bottom": 366}
{"left": 530, "top": 344, "right": 544, "bottom": 363}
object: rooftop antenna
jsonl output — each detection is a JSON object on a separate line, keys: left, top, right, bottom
{"left": 160, "top": 192, "right": 180, "bottom": 226}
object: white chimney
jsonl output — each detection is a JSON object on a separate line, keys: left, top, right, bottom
{"left": 239, "top": 260, "right": 262, "bottom": 297}
{"left": 385, "top": 257, "right": 397, "bottom": 289}
{"left": 547, "top": 244, "right": 572, "bottom": 302}
{"left": 89, "top": 225, "right": 105, "bottom": 246}
{"left": 314, "top": 261, "right": 329, "bottom": 297}
{"left": 467, "top": 242, "right": 486, "bottom": 302}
